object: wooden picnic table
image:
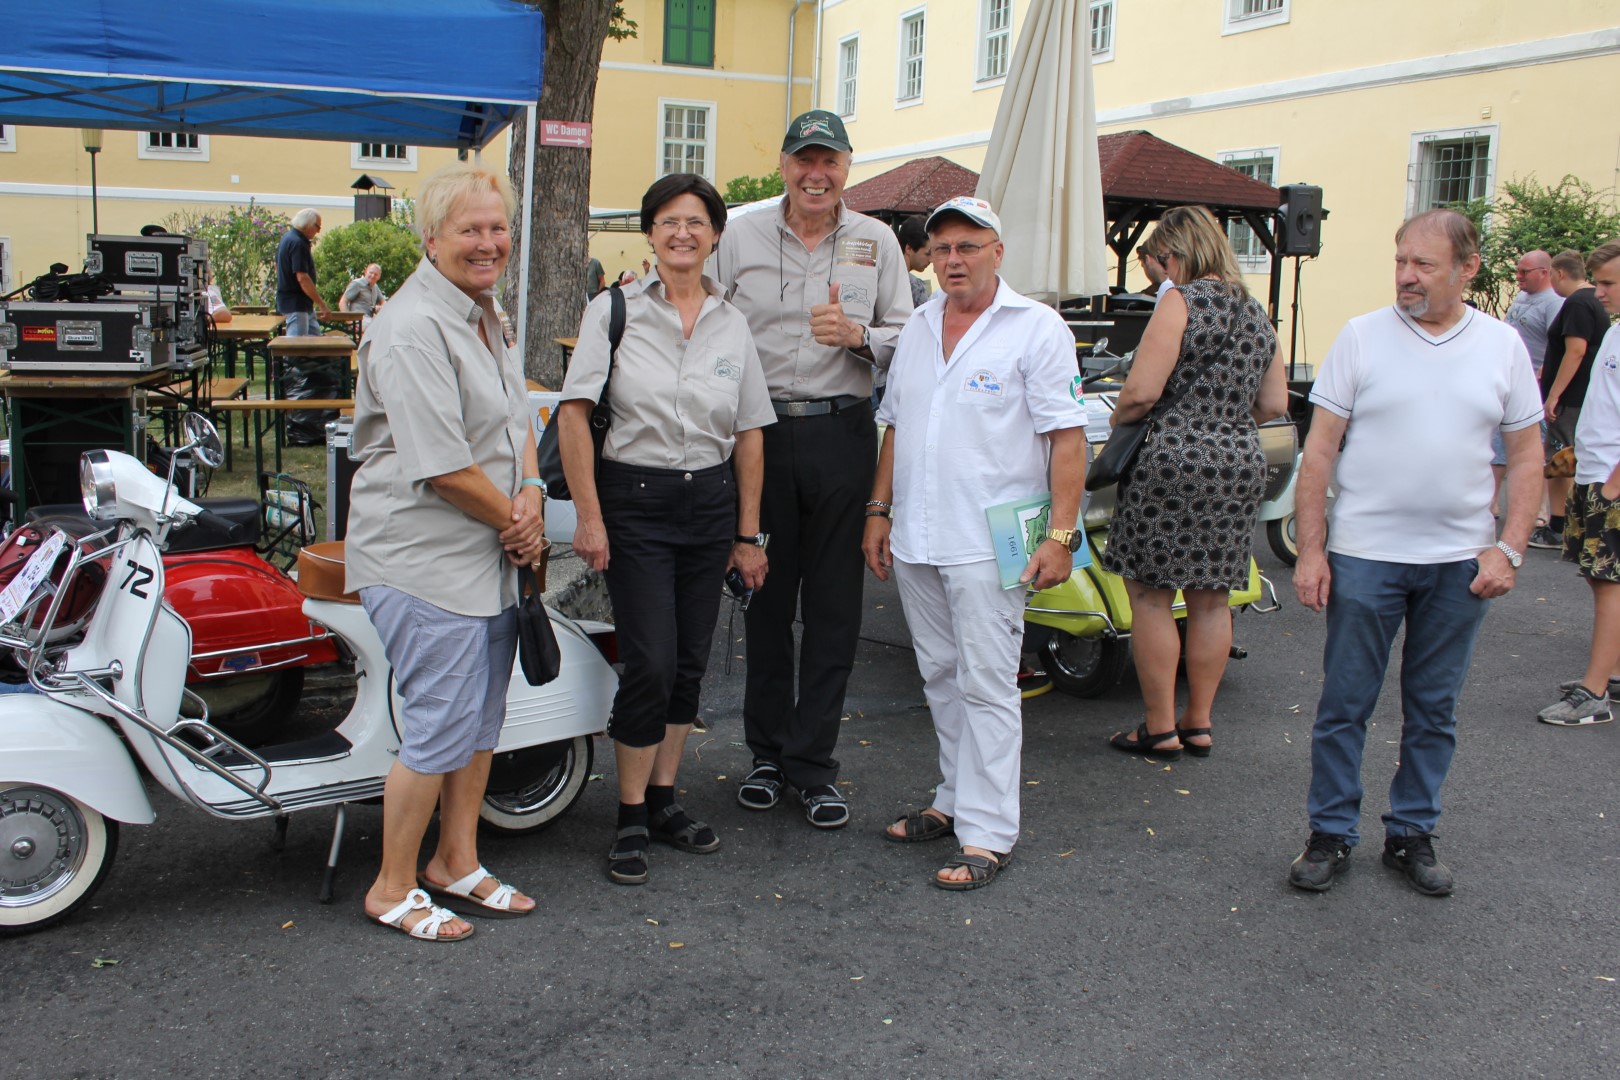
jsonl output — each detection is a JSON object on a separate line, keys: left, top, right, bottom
{"left": 212, "top": 314, "right": 286, "bottom": 379}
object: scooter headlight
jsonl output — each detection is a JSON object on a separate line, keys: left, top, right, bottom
{"left": 80, "top": 449, "right": 118, "bottom": 520}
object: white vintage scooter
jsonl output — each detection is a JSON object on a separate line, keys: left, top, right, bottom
{"left": 0, "top": 416, "right": 616, "bottom": 935}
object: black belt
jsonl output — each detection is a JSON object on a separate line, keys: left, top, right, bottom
{"left": 771, "top": 394, "right": 868, "bottom": 418}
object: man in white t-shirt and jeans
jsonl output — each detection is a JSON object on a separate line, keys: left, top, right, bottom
{"left": 1539, "top": 240, "right": 1620, "bottom": 727}
{"left": 1289, "top": 209, "right": 1543, "bottom": 897}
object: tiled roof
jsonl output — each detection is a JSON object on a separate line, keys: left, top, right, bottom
{"left": 843, "top": 156, "right": 981, "bottom": 216}
{"left": 1098, "top": 130, "right": 1279, "bottom": 210}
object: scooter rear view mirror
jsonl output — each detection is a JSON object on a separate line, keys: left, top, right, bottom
{"left": 181, "top": 412, "right": 225, "bottom": 471}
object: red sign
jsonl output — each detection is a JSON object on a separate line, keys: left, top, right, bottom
{"left": 539, "top": 120, "right": 592, "bottom": 148}
{"left": 21, "top": 326, "right": 54, "bottom": 343}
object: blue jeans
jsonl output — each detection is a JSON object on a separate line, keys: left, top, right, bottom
{"left": 282, "top": 310, "right": 320, "bottom": 336}
{"left": 1306, "top": 554, "right": 1490, "bottom": 845}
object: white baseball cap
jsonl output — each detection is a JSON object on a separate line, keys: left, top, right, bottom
{"left": 926, "top": 196, "right": 1002, "bottom": 236}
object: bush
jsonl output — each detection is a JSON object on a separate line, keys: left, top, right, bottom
{"left": 164, "top": 201, "right": 291, "bottom": 308}
{"left": 723, "top": 171, "right": 785, "bottom": 205}
{"left": 1457, "top": 174, "right": 1620, "bottom": 315}
{"left": 312, "top": 219, "right": 423, "bottom": 309}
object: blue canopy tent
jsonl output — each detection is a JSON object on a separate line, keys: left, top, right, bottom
{"left": 0, "top": 0, "right": 545, "bottom": 150}
{"left": 0, "top": 0, "right": 547, "bottom": 341}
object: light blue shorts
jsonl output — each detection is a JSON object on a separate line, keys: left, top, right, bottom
{"left": 359, "top": 586, "right": 516, "bottom": 774}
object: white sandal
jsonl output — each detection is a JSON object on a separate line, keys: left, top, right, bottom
{"left": 419, "top": 865, "right": 531, "bottom": 919}
{"left": 373, "top": 887, "right": 474, "bottom": 942}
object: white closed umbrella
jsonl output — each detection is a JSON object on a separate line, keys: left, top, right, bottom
{"left": 975, "top": 0, "right": 1108, "bottom": 303}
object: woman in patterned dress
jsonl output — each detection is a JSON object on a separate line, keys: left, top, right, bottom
{"left": 1101, "top": 206, "right": 1289, "bottom": 759}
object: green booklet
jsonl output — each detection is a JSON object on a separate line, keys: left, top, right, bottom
{"left": 985, "top": 493, "right": 1091, "bottom": 589}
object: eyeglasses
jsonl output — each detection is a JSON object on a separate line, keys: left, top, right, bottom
{"left": 653, "top": 217, "right": 712, "bottom": 233}
{"left": 929, "top": 242, "right": 989, "bottom": 259}
{"left": 1515, "top": 266, "right": 1548, "bottom": 276}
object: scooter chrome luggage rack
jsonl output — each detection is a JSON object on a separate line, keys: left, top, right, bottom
{"left": 0, "top": 526, "right": 282, "bottom": 817}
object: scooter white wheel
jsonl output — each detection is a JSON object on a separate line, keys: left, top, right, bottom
{"left": 0, "top": 785, "right": 118, "bottom": 936}
{"left": 1042, "top": 630, "right": 1130, "bottom": 698}
{"left": 1267, "top": 514, "right": 1300, "bottom": 567}
{"left": 479, "top": 735, "right": 595, "bottom": 835}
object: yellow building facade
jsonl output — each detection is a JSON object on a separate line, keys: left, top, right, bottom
{"left": 815, "top": 0, "right": 1620, "bottom": 362}
{"left": 0, "top": 1, "right": 813, "bottom": 297}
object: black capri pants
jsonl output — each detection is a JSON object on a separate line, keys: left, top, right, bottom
{"left": 598, "top": 458, "right": 736, "bottom": 748}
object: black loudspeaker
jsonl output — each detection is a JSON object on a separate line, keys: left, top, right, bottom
{"left": 1278, "top": 183, "right": 1324, "bottom": 257}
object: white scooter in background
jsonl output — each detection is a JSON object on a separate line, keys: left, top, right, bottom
{"left": 0, "top": 416, "right": 616, "bottom": 936}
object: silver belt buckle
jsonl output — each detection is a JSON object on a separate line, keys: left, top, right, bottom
{"left": 783, "top": 401, "right": 811, "bottom": 417}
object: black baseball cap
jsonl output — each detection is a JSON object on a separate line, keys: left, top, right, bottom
{"left": 782, "top": 110, "right": 852, "bottom": 154}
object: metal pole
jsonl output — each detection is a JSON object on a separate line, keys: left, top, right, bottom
{"left": 88, "top": 148, "right": 99, "bottom": 235}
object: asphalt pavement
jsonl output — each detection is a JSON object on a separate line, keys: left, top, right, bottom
{"left": 8, "top": 534, "right": 1617, "bottom": 1079}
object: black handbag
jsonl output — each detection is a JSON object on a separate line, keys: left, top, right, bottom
{"left": 1084, "top": 304, "right": 1239, "bottom": 492}
{"left": 515, "top": 563, "right": 561, "bottom": 686}
{"left": 537, "top": 283, "right": 625, "bottom": 500}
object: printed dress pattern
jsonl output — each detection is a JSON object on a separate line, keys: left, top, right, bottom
{"left": 1102, "top": 278, "right": 1276, "bottom": 590}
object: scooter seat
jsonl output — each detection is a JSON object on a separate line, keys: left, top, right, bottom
{"left": 26, "top": 498, "right": 264, "bottom": 553}
{"left": 297, "top": 541, "right": 360, "bottom": 603}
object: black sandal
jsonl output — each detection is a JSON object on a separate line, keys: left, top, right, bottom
{"left": 607, "top": 825, "right": 649, "bottom": 885}
{"left": 649, "top": 803, "right": 721, "bottom": 853}
{"left": 1176, "top": 725, "right": 1212, "bottom": 758}
{"left": 933, "top": 848, "right": 1013, "bottom": 891}
{"left": 1109, "top": 722, "right": 1183, "bottom": 760}
{"left": 800, "top": 784, "right": 850, "bottom": 829}
{"left": 737, "top": 761, "right": 783, "bottom": 810}
{"left": 882, "top": 808, "right": 954, "bottom": 844}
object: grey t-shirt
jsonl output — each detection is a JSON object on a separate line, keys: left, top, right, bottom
{"left": 1505, "top": 287, "right": 1562, "bottom": 373}
{"left": 342, "top": 277, "right": 383, "bottom": 314}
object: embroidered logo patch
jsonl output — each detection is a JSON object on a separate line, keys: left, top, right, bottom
{"left": 838, "top": 282, "right": 871, "bottom": 307}
{"left": 1070, "top": 375, "right": 1084, "bottom": 402}
{"left": 714, "top": 357, "right": 742, "bottom": 381}
{"left": 964, "top": 370, "right": 1004, "bottom": 396}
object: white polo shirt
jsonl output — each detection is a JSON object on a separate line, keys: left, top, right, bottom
{"left": 876, "top": 279, "right": 1086, "bottom": 566}
{"left": 1310, "top": 304, "right": 1541, "bottom": 564}
{"left": 1574, "top": 324, "right": 1620, "bottom": 485}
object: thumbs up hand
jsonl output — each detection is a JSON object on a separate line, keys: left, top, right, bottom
{"left": 810, "top": 282, "right": 865, "bottom": 350}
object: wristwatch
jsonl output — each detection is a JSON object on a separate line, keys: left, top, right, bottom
{"left": 1045, "top": 527, "right": 1082, "bottom": 553}
{"left": 735, "top": 532, "right": 770, "bottom": 551}
{"left": 859, "top": 325, "right": 871, "bottom": 352}
{"left": 1495, "top": 540, "right": 1523, "bottom": 568}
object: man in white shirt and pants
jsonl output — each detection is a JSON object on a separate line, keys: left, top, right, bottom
{"left": 862, "top": 197, "right": 1086, "bottom": 891}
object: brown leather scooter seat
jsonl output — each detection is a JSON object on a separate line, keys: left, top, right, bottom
{"left": 296, "top": 541, "right": 360, "bottom": 603}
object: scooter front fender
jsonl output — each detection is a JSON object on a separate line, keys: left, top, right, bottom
{"left": 0, "top": 695, "right": 156, "bottom": 824}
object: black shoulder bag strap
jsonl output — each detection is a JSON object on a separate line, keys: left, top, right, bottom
{"left": 591, "top": 283, "right": 626, "bottom": 432}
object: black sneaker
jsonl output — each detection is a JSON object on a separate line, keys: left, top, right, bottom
{"left": 1288, "top": 832, "right": 1352, "bottom": 892}
{"left": 1382, "top": 833, "right": 1453, "bottom": 896}
{"left": 1527, "top": 525, "right": 1563, "bottom": 550}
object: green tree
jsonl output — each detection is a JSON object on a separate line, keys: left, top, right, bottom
{"left": 164, "top": 200, "right": 291, "bottom": 308}
{"left": 312, "top": 219, "right": 423, "bottom": 309}
{"left": 1457, "top": 174, "right": 1620, "bottom": 315}
{"left": 723, "top": 170, "right": 785, "bottom": 205}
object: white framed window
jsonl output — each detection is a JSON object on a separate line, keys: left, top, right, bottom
{"left": 837, "top": 35, "right": 860, "bottom": 118}
{"left": 138, "top": 131, "right": 209, "bottom": 161}
{"left": 1407, "top": 125, "right": 1498, "bottom": 215}
{"left": 978, "top": 0, "right": 1012, "bottom": 83}
{"left": 0, "top": 125, "right": 14, "bottom": 153}
{"left": 897, "top": 8, "right": 926, "bottom": 106}
{"left": 1222, "top": 0, "right": 1289, "bottom": 35}
{"left": 351, "top": 142, "right": 418, "bottom": 172}
{"left": 658, "top": 98, "right": 716, "bottom": 180}
{"left": 1089, "top": 0, "right": 1115, "bottom": 61}
{"left": 1219, "top": 146, "right": 1280, "bottom": 269}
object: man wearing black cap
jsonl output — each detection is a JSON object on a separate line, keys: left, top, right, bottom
{"left": 714, "top": 109, "right": 914, "bottom": 829}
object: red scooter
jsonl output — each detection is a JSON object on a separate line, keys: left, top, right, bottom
{"left": 23, "top": 495, "right": 339, "bottom": 744}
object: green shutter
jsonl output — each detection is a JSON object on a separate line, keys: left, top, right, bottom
{"left": 664, "top": 0, "right": 714, "bottom": 68}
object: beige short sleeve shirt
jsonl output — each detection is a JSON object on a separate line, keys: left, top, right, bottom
{"left": 560, "top": 274, "right": 775, "bottom": 470}
{"left": 713, "top": 202, "right": 913, "bottom": 400}
{"left": 344, "top": 256, "right": 529, "bottom": 616}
